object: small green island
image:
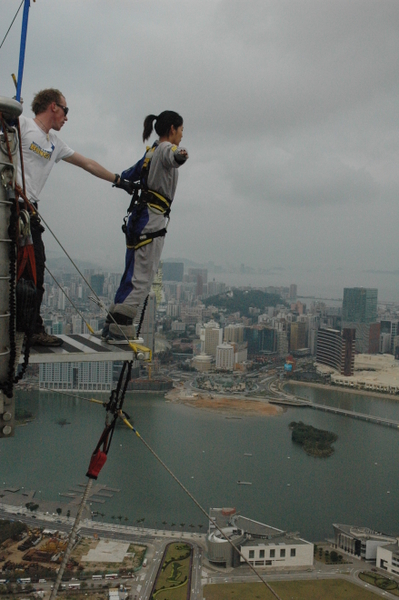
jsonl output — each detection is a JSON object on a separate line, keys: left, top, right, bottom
{"left": 289, "top": 421, "right": 338, "bottom": 458}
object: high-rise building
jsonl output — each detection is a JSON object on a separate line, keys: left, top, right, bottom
{"left": 316, "top": 327, "right": 355, "bottom": 376}
{"left": 162, "top": 262, "right": 184, "bottom": 281}
{"left": 151, "top": 265, "right": 163, "bottom": 305}
{"left": 187, "top": 268, "right": 208, "bottom": 284}
{"left": 196, "top": 274, "right": 204, "bottom": 297}
{"left": 208, "top": 280, "right": 226, "bottom": 296}
{"left": 216, "top": 343, "right": 234, "bottom": 371}
{"left": 342, "top": 288, "right": 377, "bottom": 323}
{"left": 135, "top": 292, "right": 156, "bottom": 355}
{"left": 57, "top": 287, "right": 67, "bottom": 310}
{"left": 342, "top": 288, "right": 379, "bottom": 353}
{"left": 72, "top": 316, "right": 82, "bottom": 334}
{"left": 244, "top": 326, "right": 276, "bottom": 355}
{"left": 289, "top": 322, "right": 307, "bottom": 351}
{"left": 289, "top": 284, "right": 297, "bottom": 300}
{"left": 202, "top": 321, "right": 223, "bottom": 357}
{"left": 224, "top": 324, "right": 244, "bottom": 343}
{"left": 380, "top": 320, "right": 399, "bottom": 354}
{"left": 276, "top": 330, "right": 289, "bottom": 356}
{"left": 91, "top": 274, "right": 105, "bottom": 296}
{"left": 380, "top": 333, "right": 391, "bottom": 354}
{"left": 52, "top": 322, "right": 63, "bottom": 335}
{"left": 167, "top": 301, "right": 180, "bottom": 318}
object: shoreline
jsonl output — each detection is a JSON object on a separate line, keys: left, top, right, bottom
{"left": 284, "top": 379, "right": 399, "bottom": 401}
{"left": 165, "top": 388, "right": 283, "bottom": 417}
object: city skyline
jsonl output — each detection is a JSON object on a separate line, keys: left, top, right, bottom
{"left": 45, "top": 251, "right": 399, "bottom": 304}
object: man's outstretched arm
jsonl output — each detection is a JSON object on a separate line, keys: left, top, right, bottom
{"left": 63, "top": 152, "right": 117, "bottom": 183}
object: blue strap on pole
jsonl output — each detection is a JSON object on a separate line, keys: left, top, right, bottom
{"left": 16, "top": 0, "right": 31, "bottom": 102}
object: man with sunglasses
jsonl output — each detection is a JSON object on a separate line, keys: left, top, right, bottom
{"left": 18, "top": 88, "right": 118, "bottom": 346}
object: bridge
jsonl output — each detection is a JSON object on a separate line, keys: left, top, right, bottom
{"left": 269, "top": 397, "right": 399, "bottom": 429}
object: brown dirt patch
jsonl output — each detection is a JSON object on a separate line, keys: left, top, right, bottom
{"left": 175, "top": 395, "right": 283, "bottom": 416}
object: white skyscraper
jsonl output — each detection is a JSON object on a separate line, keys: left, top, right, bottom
{"left": 202, "top": 321, "right": 223, "bottom": 357}
{"left": 216, "top": 343, "right": 234, "bottom": 371}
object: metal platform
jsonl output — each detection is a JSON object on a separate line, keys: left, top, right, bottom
{"left": 23, "top": 333, "right": 139, "bottom": 364}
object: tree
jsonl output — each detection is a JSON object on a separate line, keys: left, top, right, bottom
{"left": 330, "top": 551, "right": 338, "bottom": 563}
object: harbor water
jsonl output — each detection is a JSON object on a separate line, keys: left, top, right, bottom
{"left": 1, "top": 385, "right": 398, "bottom": 542}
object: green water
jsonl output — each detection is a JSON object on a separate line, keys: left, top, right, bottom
{"left": 1, "top": 386, "right": 398, "bottom": 542}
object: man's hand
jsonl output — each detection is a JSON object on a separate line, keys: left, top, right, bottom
{"left": 114, "top": 178, "right": 134, "bottom": 194}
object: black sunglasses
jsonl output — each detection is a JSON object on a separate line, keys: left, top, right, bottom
{"left": 56, "top": 103, "right": 69, "bottom": 116}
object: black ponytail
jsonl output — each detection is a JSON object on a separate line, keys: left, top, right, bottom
{"left": 142, "top": 114, "right": 158, "bottom": 142}
{"left": 142, "top": 110, "right": 183, "bottom": 142}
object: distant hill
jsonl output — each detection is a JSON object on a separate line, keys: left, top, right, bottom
{"left": 204, "top": 289, "right": 284, "bottom": 316}
{"left": 46, "top": 255, "right": 119, "bottom": 273}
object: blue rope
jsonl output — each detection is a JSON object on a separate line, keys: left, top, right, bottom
{"left": 16, "top": 0, "right": 31, "bottom": 102}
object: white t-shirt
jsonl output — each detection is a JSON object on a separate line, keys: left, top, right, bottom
{"left": 17, "top": 115, "right": 74, "bottom": 202}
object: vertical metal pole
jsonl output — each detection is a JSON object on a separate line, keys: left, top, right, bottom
{"left": 0, "top": 97, "right": 23, "bottom": 438}
{"left": 16, "top": 0, "right": 31, "bottom": 103}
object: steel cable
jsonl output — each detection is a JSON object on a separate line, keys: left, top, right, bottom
{"left": 0, "top": 0, "right": 24, "bottom": 51}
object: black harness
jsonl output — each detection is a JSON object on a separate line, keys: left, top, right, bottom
{"left": 122, "top": 143, "right": 172, "bottom": 250}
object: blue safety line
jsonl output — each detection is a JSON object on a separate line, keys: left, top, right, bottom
{"left": 16, "top": 0, "right": 31, "bottom": 102}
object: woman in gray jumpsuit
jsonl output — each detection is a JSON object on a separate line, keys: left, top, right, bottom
{"left": 104, "top": 111, "right": 188, "bottom": 342}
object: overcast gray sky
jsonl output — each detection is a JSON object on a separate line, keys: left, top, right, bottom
{"left": 2, "top": 0, "right": 399, "bottom": 298}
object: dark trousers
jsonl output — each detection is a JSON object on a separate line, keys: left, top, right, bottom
{"left": 30, "top": 216, "right": 46, "bottom": 334}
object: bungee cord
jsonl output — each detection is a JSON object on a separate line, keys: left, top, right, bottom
{"left": 42, "top": 372, "right": 282, "bottom": 599}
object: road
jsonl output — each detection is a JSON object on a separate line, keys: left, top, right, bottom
{"left": 0, "top": 506, "right": 206, "bottom": 600}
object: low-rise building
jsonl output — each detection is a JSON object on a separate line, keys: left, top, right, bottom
{"left": 333, "top": 524, "right": 396, "bottom": 561}
{"left": 377, "top": 538, "right": 399, "bottom": 575}
{"left": 192, "top": 353, "right": 212, "bottom": 372}
{"left": 331, "top": 353, "right": 399, "bottom": 393}
{"left": 207, "top": 508, "right": 313, "bottom": 570}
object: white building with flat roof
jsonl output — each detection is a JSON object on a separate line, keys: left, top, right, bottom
{"left": 202, "top": 322, "right": 223, "bottom": 357}
{"left": 377, "top": 539, "right": 399, "bottom": 575}
{"left": 333, "top": 524, "right": 396, "bottom": 561}
{"left": 207, "top": 508, "right": 313, "bottom": 570}
{"left": 216, "top": 343, "right": 234, "bottom": 371}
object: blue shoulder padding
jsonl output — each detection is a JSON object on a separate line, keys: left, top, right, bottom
{"left": 121, "top": 153, "right": 146, "bottom": 182}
